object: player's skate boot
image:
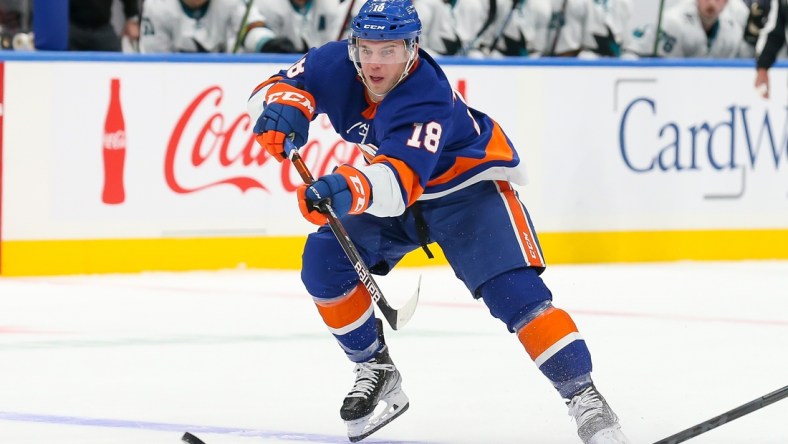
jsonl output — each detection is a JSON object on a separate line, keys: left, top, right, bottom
{"left": 340, "top": 320, "right": 409, "bottom": 442}
{"left": 567, "top": 384, "right": 631, "bottom": 444}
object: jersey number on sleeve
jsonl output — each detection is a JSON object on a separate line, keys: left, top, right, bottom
{"left": 287, "top": 57, "right": 307, "bottom": 78}
{"left": 406, "top": 122, "right": 443, "bottom": 153}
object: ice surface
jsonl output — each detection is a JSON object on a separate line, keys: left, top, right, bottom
{"left": 1, "top": 261, "right": 787, "bottom": 443}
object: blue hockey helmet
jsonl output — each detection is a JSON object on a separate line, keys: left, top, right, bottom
{"left": 350, "top": 0, "right": 422, "bottom": 41}
{"left": 348, "top": 0, "right": 422, "bottom": 99}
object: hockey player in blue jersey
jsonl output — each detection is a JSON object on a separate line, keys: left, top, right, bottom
{"left": 247, "top": 0, "right": 630, "bottom": 442}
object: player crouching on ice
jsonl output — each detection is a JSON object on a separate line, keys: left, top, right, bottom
{"left": 247, "top": 0, "right": 631, "bottom": 442}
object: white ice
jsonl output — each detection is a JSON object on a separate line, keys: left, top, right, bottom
{"left": 1, "top": 261, "right": 787, "bottom": 444}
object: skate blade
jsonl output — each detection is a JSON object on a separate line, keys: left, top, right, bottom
{"left": 347, "top": 390, "right": 410, "bottom": 442}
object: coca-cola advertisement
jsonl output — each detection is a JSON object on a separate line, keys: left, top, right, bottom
{"left": 163, "top": 85, "right": 364, "bottom": 197}
{"left": 41, "top": 62, "right": 384, "bottom": 239}
{"left": 30, "top": 61, "right": 484, "bottom": 242}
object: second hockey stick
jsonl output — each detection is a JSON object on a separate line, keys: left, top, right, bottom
{"left": 461, "top": 0, "right": 498, "bottom": 55}
{"left": 485, "top": 0, "right": 517, "bottom": 56}
{"left": 548, "top": 0, "right": 569, "bottom": 56}
{"left": 651, "top": 0, "right": 667, "bottom": 57}
{"left": 652, "top": 384, "right": 788, "bottom": 444}
{"left": 336, "top": 0, "right": 358, "bottom": 41}
{"left": 231, "top": 0, "right": 255, "bottom": 53}
{"left": 285, "top": 139, "right": 419, "bottom": 330}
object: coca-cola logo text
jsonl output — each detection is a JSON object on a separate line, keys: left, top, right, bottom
{"left": 165, "top": 86, "right": 361, "bottom": 194}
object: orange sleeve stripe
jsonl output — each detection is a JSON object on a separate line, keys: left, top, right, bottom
{"left": 371, "top": 155, "right": 424, "bottom": 205}
{"left": 250, "top": 76, "right": 284, "bottom": 97}
{"left": 427, "top": 121, "right": 514, "bottom": 187}
{"left": 496, "top": 181, "right": 545, "bottom": 267}
{"left": 517, "top": 308, "right": 579, "bottom": 361}
{"left": 315, "top": 284, "right": 372, "bottom": 330}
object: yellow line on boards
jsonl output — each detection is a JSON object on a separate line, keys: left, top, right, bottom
{"left": 540, "top": 229, "right": 788, "bottom": 263}
{"left": 1, "top": 229, "right": 787, "bottom": 276}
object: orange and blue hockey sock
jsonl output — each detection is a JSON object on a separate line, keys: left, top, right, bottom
{"left": 312, "top": 282, "right": 381, "bottom": 363}
{"left": 479, "top": 267, "right": 593, "bottom": 398}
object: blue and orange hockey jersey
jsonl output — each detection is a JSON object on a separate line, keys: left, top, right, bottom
{"left": 250, "top": 41, "right": 527, "bottom": 217}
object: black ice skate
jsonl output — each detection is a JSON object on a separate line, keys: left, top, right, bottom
{"left": 340, "top": 319, "right": 409, "bottom": 442}
{"left": 567, "top": 385, "right": 630, "bottom": 444}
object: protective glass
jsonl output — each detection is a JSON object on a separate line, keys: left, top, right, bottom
{"left": 348, "top": 39, "right": 414, "bottom": 64}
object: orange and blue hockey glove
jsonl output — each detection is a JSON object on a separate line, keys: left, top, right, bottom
{"left": 297, "top": 165, "right": 372, "bottom": 225}
{"left": 253, "top": 81, "right": 315, "bottom": 162}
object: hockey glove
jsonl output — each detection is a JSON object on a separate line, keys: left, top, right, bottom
{"left": 297, "top": 165, "right": 372, "bottom": 225}
{"left": 743, "top": 1, "right": 768, "bottom": 45}
{"left": 260, "top": 37, "right": 298, "bottom": 54}
{"left": 254, "top": 81, "right": 315, "bottom": 162}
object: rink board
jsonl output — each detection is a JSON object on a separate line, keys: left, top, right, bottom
{"left": 0, "top": 53, "right": 786, "bottom": 275}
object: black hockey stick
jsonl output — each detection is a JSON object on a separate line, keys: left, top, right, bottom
{"left": 285, "top": 139, "right": 420, "bottom": 330}
{"left": 461, "top": 0, "right": 498, "bottom": 55}
{"left": 336, "top": 0, "right": 359, "bottom": 41}
{"left": 652, "top": 384, "right": 788, "bottom": 444}
{"left": 486, "top": 0, "right": 518, "bottom": 55}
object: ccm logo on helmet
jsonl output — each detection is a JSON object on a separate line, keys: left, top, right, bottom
{"left": 363, "top": 24, "right": 386, "bottom": 30}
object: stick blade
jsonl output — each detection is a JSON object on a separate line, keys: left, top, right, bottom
{"left": 387, "top": 275, "right": 420, "bottom": 331}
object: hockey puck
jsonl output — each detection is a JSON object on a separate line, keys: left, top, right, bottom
{"left": 181, "top": 431, "right": 207, "bottom": 444}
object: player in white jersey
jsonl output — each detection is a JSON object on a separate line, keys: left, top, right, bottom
{"left": 253, "top": 0, "right": 343, "bottom": 52}
{"left": 140, "top": 0, "right": 295, "bottom": 53}
{"left": 335, "top": 0, "right": 366, "bottom": 39}
{"left": 541, "top": 0, "right": 631, "bottom": 57}
{"left": 623, "top": 0, "right": 745, "bottom": 58}
{"left": 579, "top": 0, "right": 632, "bottom": 57}
{"left": 415, "top": 0, "right": 487, "bottom": 55}
{"left": 540, "top": 0, "right": 586, "bottom": 55}
{"left": 727, "top": 0, "right": 757, "bottom": 55}
{"left": 470, "top": 0, "right": 552, "bottom": 57}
